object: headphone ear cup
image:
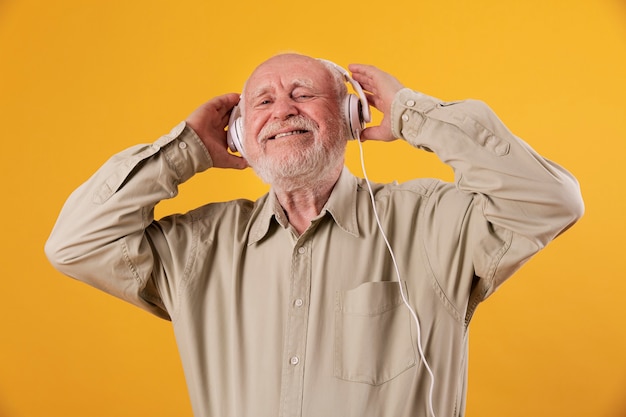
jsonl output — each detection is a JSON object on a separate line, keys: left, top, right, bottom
{"left": 344, "top": 94, "right": 363, "bottom": 140}
{"left": 233, "top": 118, "right": 245, "bottom": 156}
{"left": 227, "top": 105, "right": 245, "bottom": 157}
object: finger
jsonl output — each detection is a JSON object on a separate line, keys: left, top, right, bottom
{"left": 359, "top": 125, "right": 382, "bottom": 141}
{"left": 348, "top": 64, "right": 377, "bottom": 89}
{"left": 360, "top": 123, "right": 396, "bottom": 142}
{"left": 217, "top": 93, "right": 241, "bottom": 119}
{"left": 363, "top": 91, "right": 383, "bottom": 110}
{"left": 348, "top": 63, "right": 377, "bottom": 77}
{"left": 211, "top": 94, "right": 241, "bottom": 129}
{"left": 214, "top": 93, "right": 241, "bottom": 111}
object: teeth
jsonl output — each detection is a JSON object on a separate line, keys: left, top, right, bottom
{"left": 273, "top": 130, "right": 307, "bottom": 139}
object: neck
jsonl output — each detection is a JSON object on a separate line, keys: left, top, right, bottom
{"left": 273, "top": 165, "right": 342, "bottom": 235}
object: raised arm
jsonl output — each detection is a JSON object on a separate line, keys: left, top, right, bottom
{"left": 350, "top": 63, "right": 584, "bottom": 293}
{"left": 45, "top": 94, "right": 243, "bottom": 318}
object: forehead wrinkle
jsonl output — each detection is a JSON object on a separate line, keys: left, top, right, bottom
{"left": 248, "top": 86, "right": 271, "bottom": 102}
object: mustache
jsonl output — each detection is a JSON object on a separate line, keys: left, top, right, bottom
{"left": 257, "top": 115, "right": 319, "bottom": 143}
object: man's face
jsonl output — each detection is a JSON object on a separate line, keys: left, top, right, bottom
{"left": 240, "top": 54, "right": 347, "bottom": 188}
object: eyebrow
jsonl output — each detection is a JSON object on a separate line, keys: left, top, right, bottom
{"left": 249, "top": 78, "right": 315, "bottom": 101}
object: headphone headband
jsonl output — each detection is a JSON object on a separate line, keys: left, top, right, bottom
{"left": 317, "top": 59, "right": 371, "bottom": 124}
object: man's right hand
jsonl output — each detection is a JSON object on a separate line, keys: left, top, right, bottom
{"left": 185, "top": 93, "right": 248, "bottom": 170}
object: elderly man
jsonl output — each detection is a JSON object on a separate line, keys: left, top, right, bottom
{"left": 46, "top": 53, "right": 583, "bottom": 417}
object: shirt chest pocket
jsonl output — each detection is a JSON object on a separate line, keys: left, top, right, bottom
{"left": 334, "top": 281, "right": 417, "bottom": 385}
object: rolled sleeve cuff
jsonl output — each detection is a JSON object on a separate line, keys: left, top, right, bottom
{"left": 158, "top": 122, "right": 214, "bottom": 183}
{"left": 391, "top": 88, "right": 440, "bottom": 141}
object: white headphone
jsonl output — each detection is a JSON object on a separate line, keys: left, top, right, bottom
{"left": 226, "top": 59, "right": 372, "bottom": 157}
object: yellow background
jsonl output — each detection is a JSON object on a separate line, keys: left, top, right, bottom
{"left": 1, "top": 0, "right": 624, "bottom": 416}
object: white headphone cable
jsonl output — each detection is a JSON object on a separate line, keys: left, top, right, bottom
{"left": 356, "top": 137, "right": 437, "bottom": 417}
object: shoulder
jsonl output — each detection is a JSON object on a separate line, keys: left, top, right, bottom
{"left": 357, "top": 176, "right": 443, "bottom": 201}
{"left": 356, "top": 177, "right": 478, "bottom": 223}
{"left": 188, "top": 197, "right": 259, "bottom": 222}
{"left": 154, "top": 194, "right": 267, "bottom": 239}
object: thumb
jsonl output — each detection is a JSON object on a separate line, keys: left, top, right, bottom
{"left": 218, "top": 153, "right": 249, "bottom": 170}
{"left": 359, "top": 125, "right": 396, "bottom": 142}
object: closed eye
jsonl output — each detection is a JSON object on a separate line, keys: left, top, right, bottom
{"left": 291, "top": 85, "right": 317, "bottom": 102}
{"left": 293, "top": 93, "right": 315, "bottom": 102}
{"left": 253, "top": 97, "right": 273, "bottom": 107}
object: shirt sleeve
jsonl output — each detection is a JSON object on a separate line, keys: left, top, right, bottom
{"left": 45, "top": 122, "right": 213, "bottom": 319}
{"left": 391, "top": 88, "right": 584, "bottom": 307}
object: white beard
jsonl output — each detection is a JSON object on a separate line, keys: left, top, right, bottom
{"left": 248, "top": 116, "right": 347, "bottom": 191}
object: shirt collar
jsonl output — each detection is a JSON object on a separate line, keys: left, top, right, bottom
{"left": 323, "top": 167, "right": 360, "bottom": 237}
{"left": 247, "top": 167, "right": 360, "bottom": 245}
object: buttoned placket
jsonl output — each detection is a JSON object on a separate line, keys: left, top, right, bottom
{"left": 278, "top": 239, "right": 312, "bottom": 417}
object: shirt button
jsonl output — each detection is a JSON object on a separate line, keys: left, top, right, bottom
{"left": 406, "top": 99, "right": 416, "bottom": 107}
{"left": 402, "top": 114, "right": 409, "bottom": 121}
{"left": 294, "top": 298, "right": 304, "bottom": 307}
{"left": 290, "top": 356, "right": 300, "bottom": 365}
{"left": 297, "top": 247, "right": 306, "bottom": 254}
{"left": 178, "top": 142, "right": 187, "bottom": 149}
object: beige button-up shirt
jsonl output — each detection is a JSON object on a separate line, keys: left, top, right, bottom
{"left": 46, "top": 89, "right": 583, "bottom": 417}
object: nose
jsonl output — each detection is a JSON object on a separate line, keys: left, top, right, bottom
{"left": 272, "top": 96, "right": 299, "bottom": 120}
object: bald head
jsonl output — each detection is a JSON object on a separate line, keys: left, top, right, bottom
{"left": 241, "top": 54, "right": 347, "bottom": 114}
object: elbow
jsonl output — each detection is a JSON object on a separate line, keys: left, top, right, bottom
{"left": 566, "top": 195, "right": 585, "bottom": 233}
{"left": 525, "top": 174, "right": 585, "bottom": 247}
{"left": 554, "top": 177, "right": 585, "bottom": 237}
{"left": 44, "top": 233, "right": 76, "bottom": 277}
{"left": 571, "top": 191, "right": 585, "bottom": 223}
{"left": 565, "top": 173, "right": 585, "bottom": 221}
{"left": 44, "top": 236, "right": 65, "bottom": 273}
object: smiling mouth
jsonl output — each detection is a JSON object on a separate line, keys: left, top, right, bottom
{"left": 269, "top": 130, "right": 309, "bottom": 140}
